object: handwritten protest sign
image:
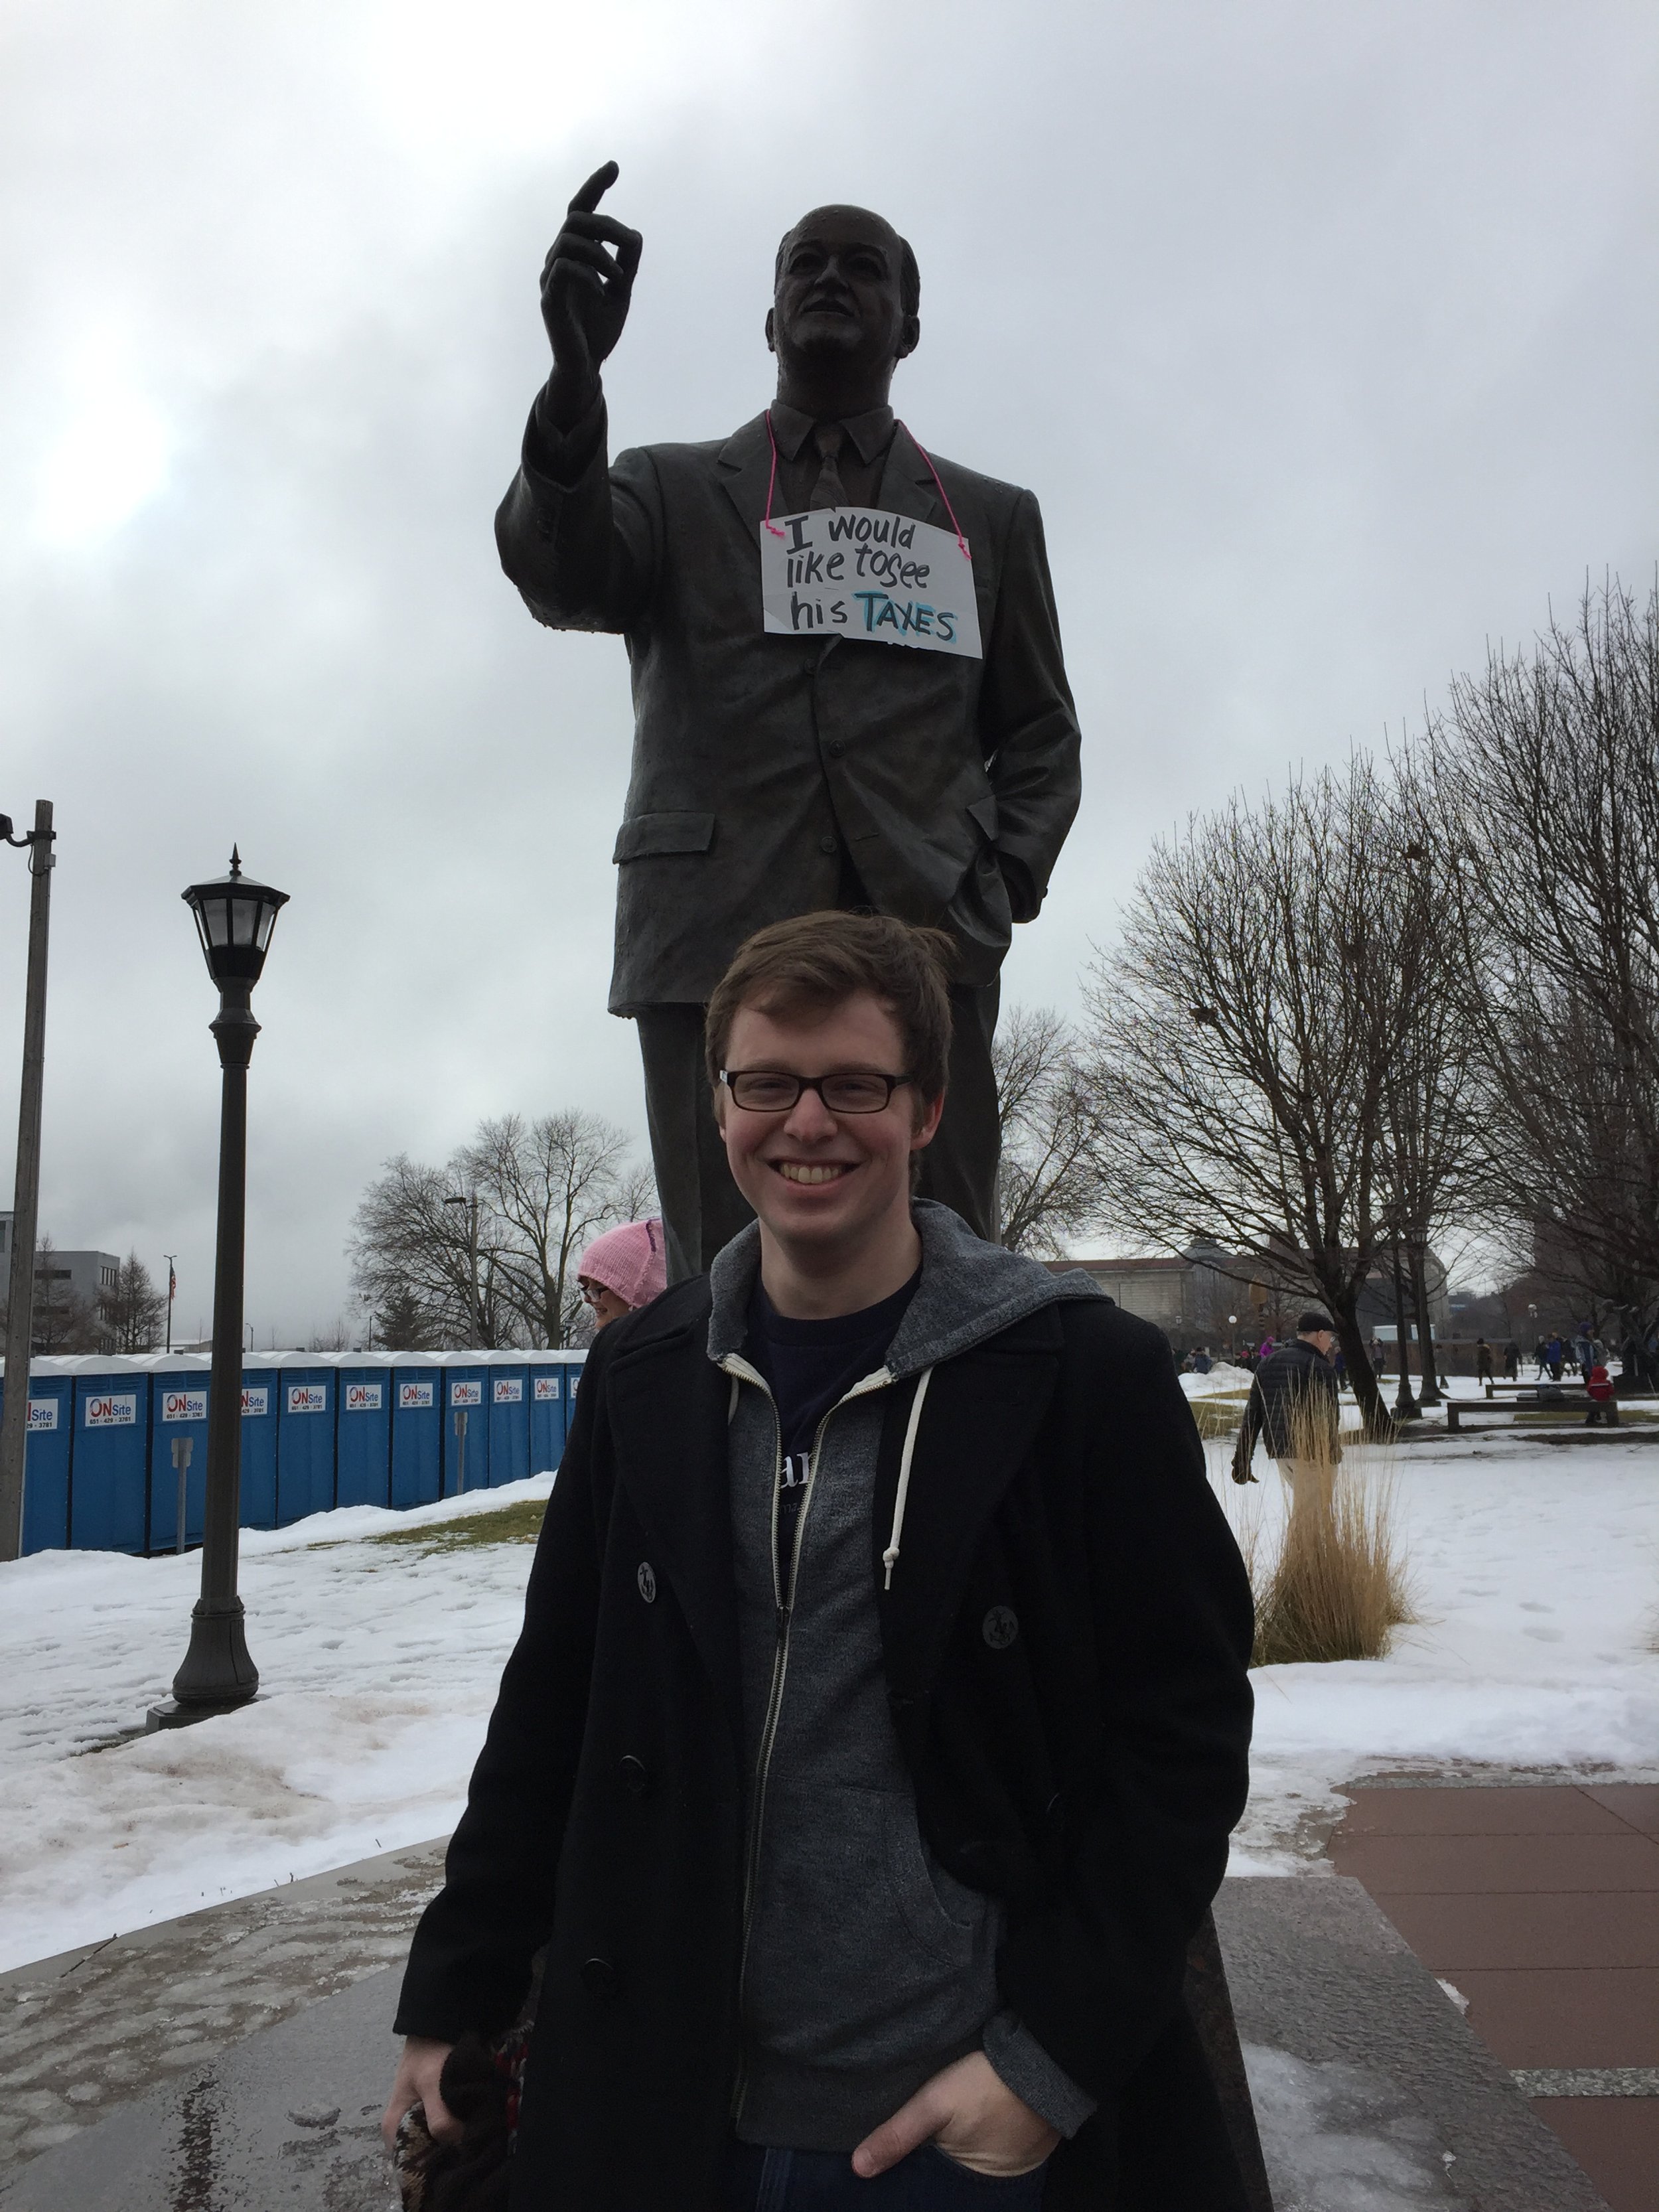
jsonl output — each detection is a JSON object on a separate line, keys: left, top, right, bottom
{"left": 760, "top": 507, "right": 981, "bottom": 659}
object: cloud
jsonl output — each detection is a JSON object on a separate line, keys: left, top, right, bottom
{"left": 0, "top": 0, "right": 1655, "bottom": 1334}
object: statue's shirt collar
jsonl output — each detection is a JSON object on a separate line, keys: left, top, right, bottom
{"left": 768, "top": 400, "right": 896, "bottom": 466}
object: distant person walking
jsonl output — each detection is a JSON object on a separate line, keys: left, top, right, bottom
{"left": 1476, "top": 1338, "right": 1493, "bottom": 1384}
{"left": 1503, "top": 1341, "right": 1520, "bottom": 1381}
{"left": 1545, "top": 1335, "right": 1565, "bottom": 1382}
{"left": 1232, "top": 1312, "right": 1342, "bottom": 1500}
{"left": 1369, "top": 1334, "right": 1387, "bottom": 1378}
{"left": 575, "top": 1218, "right": 668, "bottom": 1334}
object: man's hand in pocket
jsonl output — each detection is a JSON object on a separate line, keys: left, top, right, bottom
{"left": 852, "top": 2050, "right": 1058, "bottom": 2178}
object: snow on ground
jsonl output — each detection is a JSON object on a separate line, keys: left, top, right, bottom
{"left": 0, "top": 1476, "right": 556, "bottom": 1971}
{"left": 4, "top": 1441, "right": 1658, "bottom": 1972}
{"left": 1222, "top": 1431, "right": 1659, "bottom": 1871}
{"left": 1179, "top": 1363, "right": 1254, "bottom": 1395}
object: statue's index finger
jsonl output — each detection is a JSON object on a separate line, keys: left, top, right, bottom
{"left": 567, "top": 161, "right": 619, "bottom": 216}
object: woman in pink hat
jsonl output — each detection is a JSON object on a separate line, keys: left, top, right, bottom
{"left": 576, "top": 1218, "right": 668, "bottom": 1332}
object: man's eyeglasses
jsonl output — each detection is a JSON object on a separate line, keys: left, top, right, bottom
{"left": 720, "top": 1069, "right": 912, "bottom": 1115}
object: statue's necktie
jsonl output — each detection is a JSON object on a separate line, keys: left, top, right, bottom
{"left": 808, "top": 421, "right": 849, "bottom": 510}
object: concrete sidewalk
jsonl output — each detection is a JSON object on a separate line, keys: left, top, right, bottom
{"left": 0, "top": 1836, "right": 445, "bottom": 2170}
{"left": 0, "top": 1852, "right": 1611, "bottom": 2211}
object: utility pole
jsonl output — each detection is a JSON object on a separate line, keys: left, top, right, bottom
{"left": 0, "top": 802, "right": 56, "bottom": 1564}
{"left": 164, "top": 1253, "right": 178, "bottom": 1355}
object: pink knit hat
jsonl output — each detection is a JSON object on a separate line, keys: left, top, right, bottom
{"left": 577, "top": 1218, "right": 668, "bottom": 1310}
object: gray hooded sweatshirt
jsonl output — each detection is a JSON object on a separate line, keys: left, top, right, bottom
{"left": 706, "top": 1201, "right": 1105, "bottom": 2152}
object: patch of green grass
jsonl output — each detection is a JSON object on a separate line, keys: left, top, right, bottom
{"left": 370, "top": 1498, "right": 547, "bottom": 1554}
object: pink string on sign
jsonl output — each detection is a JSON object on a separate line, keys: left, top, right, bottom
{"left": 761, "top": 411, "right": 970, "bottom": 561}
{"left": 761, "top": 411, "right": 786, "bottom": 538}
{"left": 898, "top": 423, "right": 971, "bottom": 559}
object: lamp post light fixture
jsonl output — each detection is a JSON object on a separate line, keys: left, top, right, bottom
{"left": 148, "top": 849, "right": 288, "bottom": 1731}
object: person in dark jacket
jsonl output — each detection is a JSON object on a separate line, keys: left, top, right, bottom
{"left": 1232, "top": 1314, "right": 1342, "bottom": 1499}
{"left": 495, "top": 167, "right": 1082, "bottom": 1276}
{"left": 384, "top": 914, "right": 1254, "bottom": 2211}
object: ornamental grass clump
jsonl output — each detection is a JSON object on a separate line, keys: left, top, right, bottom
{"left": 1250, "top": 1402, "right": 1415, "bottom": 1667}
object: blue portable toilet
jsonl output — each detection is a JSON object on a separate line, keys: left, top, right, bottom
{"left": 70, "top": 1367, "right": 151, "bottom": 1553}
{"left": 239, "top": 1365, "right": 279, "bottom": 1528}
{"left": 3, "top": 1361, "right": 74, "bottom": 1554}
{"left": 390, "top": 1363, "right": 442, "bottom": 1509}
{"left": 528, "top": 1359, "right": 565, "bottom": 1473}
{"left": 147, "top": 1364, "right": 211, "bottom": 1552}
{"left": 441, "top": 1363, "right": 490, "bottom": 1498}
{"left": 486, "top": 1361, "right": 530, "bottom": 1488}
{"left": 276, "top": 1363, "right": 336, "bottom": 1524}
{"left": 335, "top": 1361, "right": 393, "bottom": 1509}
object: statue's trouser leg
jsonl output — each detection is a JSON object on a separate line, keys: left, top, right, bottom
{"left": 1183, "top": 1909, "right": 1275, "bottom": 2211}
{"left": 634, "top": 1005, "right": 754, "bottom": 1284}
{"left": 914, "top": 981, "right": 1001, "bottom": 1242}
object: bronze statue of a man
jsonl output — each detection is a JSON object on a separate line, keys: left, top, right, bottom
{"left": 496, "top": 163, "right": 1082, "bottom": 1279}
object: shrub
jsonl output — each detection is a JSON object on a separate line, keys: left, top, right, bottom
{"left": 1219, "top": 1402, "right": 1415, "bottom": 1666}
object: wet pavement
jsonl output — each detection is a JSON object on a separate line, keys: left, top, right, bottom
{"left": 0, "top": 1836, "right": 445, "bottom": 2171}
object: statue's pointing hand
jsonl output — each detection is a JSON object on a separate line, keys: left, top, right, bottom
{"left": 541, "top": 162, "right": 642, "bottom": 429}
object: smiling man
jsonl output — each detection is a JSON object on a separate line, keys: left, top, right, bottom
{"left": 385, "top": 913, "right": 1255, "bottom": 2211}
{"left": 494, "top": 165, "right": 1082, "bottom": 1279}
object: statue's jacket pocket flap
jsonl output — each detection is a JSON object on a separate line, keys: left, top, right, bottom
{"left": 612, "top": 812, "right": 717, "bottom": 863}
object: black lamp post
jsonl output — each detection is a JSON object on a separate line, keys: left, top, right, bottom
{"left": 148, "top": 848, "right": 289, "bottom": 1730}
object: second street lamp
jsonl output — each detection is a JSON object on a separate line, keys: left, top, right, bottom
{"left": 149, "top": 848, "right": 289, "bottom": 1730}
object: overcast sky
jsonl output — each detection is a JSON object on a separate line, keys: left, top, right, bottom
{"left": 1, "top": 0, "right": 1655, "bottom": 1340}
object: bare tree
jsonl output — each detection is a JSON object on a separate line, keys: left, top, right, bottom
{"left": 1433, "top": 578, "right": 1659, "bottom": 1336}
{"left": 1366, "top": 768, "right": 1490, "bottom": 1408}
{"left": 455, "top": 1112, "right": 656, "bottom": 1345}
{"left": 100, "top": 1252, "right": 166, "bottom": 1353}
{"left": 349, "top": 1112, "right": 655, "bottom": 1350}
{"left": 348, "top": 1154, "right": 520, "bottom": 1349}
{"left": 1082, "top": 762, "right": 1401, "bottom": 1436}
{"left": 993, "top": 1005, "right": 1107, "bottom": 1254}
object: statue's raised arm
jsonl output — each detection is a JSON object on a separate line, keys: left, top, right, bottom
{"left": 538, "top": 162, "right": 642, "bottom": 432}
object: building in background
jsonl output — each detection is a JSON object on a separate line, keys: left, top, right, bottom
{"left": 1044, "top": 1238, "right": 1451, "bottom": 1361}
{"left": 0, "top": 1213, "right": 119, "bottom": 1309}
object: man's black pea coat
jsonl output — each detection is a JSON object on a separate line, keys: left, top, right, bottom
{"left": 395, "top": 1282, "right": 1256, "bottom": 2210}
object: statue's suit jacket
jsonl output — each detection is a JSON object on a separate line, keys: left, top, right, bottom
{"left": 495, "top": 401, "right": 1082, "bottom": 1013}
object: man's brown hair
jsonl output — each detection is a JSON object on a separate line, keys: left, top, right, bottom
{"left": 705, "top": 912, "right": 954, "bottom": 1111}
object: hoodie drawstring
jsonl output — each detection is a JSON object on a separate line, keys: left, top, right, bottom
{"left": 883, "top": 1367, "right": 934, "bottom": 1590}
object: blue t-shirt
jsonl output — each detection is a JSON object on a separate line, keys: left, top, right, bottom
{"left": 744, "top": 1270, "right": 919, "bottom": 1591}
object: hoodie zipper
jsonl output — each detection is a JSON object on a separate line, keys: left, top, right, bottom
{"left": 720, "top": 1353, "right": 892, "bottom": 2118}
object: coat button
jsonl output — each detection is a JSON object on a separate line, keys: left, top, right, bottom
{"left": 818, "top": 835, "right": 838, "bottom": 855}
{"left": 982, "top": 1605, "right": 1019, "bottom": 1650}
{"left": 636, "top": 1562, "right": 657, "bottom": 1603}
{"left": 827, "top": 740, "right": 845, "bottom": 759}
{"left": 620, "top": 1755, "right": 649, "bottom": 1797}
{"left": 580, "top": 1956, "right": 616, "bottom": 1998}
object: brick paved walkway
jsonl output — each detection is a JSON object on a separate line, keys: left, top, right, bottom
{"left": 1332, "top": 1781, "right": 1659, "bottom": 2212}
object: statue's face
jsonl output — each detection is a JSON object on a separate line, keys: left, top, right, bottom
{"left": 768, "top": 208, "right": 917, "bottom": 377}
